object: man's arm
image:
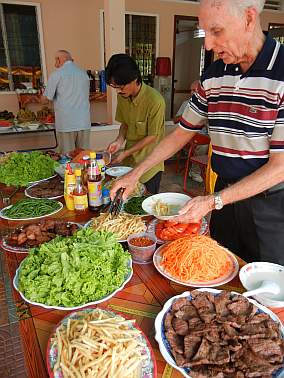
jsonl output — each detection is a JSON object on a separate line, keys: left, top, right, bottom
{"left": 175, "top": 152, "right": 284, "bottom": 223}
{"left": 107, "top": 123, "right": 128, "bottom": 154}
{"left": 111, "top": 127, "right": 196, "bottom": 199}
{"left": 113, "top": 135, "right": 157, "bottom": 163}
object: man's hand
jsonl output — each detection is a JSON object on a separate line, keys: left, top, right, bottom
{"left": 111, "top": 150, "right": 128, "bottom": 164}
{"left": 110, "top": 170, "right": 140, "bottom": 201}
{"left": 173, "top": 195, "right": 214, "bottom": 223}
{"left": 107, "top": 139, "right": 123, "bottom": 155}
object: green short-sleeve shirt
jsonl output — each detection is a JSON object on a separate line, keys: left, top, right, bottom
{"left": 115, "top": 82, "right": 165, "bottom": 183}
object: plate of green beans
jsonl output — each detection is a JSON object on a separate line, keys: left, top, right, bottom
{"left": 0, "top": 198, "right": 63, "bottom": 220}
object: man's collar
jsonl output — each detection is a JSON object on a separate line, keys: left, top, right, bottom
{"left": 225, "top": 34, "right": 279, "bottom": 73}
{"left": 130, "top": 82, "right": 145, "bottom": 105}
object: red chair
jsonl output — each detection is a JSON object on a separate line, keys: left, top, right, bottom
{"left": 182, "top": 133, "right": 210, "bottom": 194}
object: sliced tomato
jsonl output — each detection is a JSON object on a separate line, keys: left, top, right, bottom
{"left": 171, "top": 223, "right": 189, "bottom": 234}
{"left": 183, "top": 222, "right": 201, "bottom": 235}
{"left": 155, "top": 222, "right": 164, "bottom": 232}
{"left": 160, "top": 228, "right": 176, "bottom": 240}
{"left": 163, "top": 220, "right": 178, "bottom": 227}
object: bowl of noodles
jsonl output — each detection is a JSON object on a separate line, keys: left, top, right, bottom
{"left": 142, "top": 192, "right": 191, "bottom": 220}
{"left": 153, "top": 235, "right": 239, "bottom": 287}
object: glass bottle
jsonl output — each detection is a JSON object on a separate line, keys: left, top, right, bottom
{"left": 73, "top": 168, "right": 88, "bottom": 213}
{"left": 87, "top": 151, "right": 102, "bottom": 211}
{"left": 82, "top": 155, "right": 90, "bottom": 190}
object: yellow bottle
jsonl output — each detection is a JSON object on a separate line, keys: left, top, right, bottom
{"left": 64, "top": 163, "right": 76, "bottom": 210}
{"left": 73, "top": 168, "right": 89, "bottom": 213}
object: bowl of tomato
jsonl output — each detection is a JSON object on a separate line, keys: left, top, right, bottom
{"left": 155, "top": 219, "right": 202, "bottom": 242}
{"left": 127, "top": 233, "right": 157, "bottom": 264}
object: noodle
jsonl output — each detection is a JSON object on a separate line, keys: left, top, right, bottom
{"left": 161, "top": 235, "right": 233, "bottom": 282}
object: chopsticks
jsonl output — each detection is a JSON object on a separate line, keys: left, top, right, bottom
{"left": 108, "top": 188, "right": 125, "bottom": 216}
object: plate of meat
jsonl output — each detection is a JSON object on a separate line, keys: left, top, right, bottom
{"left": 1, "top": 219, "right": 82, "bottom": 253}
{"left": 25, "top": 175, "right": 64, "bottom": 199}
{"left": 155, "top": 288, "right": 284, "bottom": 378}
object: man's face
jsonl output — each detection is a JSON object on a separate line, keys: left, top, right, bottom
{"left": 199, "top": 0, "right": 251, "bottom": 65}
{"left": 54, "top": 55, "right": 61, "bottom": 68}
{"left": 110, "top": 80, "right": 139, "bottom": 98}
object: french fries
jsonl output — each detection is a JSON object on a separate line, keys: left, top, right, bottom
{"left": 51, "top": 309, "right": 147, "bottom": 378}
{"left": 153, "top": 200, "right": 170, "bottom": 216}
{"left": 91, "top": 213, "right": 146, "bottom": 240}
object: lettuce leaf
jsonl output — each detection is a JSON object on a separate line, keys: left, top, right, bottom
{"left": 18, "top": 228, "right": 131, "bottom": 307}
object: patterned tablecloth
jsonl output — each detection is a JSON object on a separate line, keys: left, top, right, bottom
{"left": 0, "top": 187, "right": 283, "bottom": 378}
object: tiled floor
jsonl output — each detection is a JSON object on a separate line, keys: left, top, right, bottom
{"left": 160, "top": 159, "right": 204, "bottom": 197}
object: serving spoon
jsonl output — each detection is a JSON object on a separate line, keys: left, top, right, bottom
{"left": 242, "top": 280, "right": 280, "bottom": 298}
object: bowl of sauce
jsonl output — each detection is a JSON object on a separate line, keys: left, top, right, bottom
{"left": 127, "top": 233, "right": 157, "bottom": 264}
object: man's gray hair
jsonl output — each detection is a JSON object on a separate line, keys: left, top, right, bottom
{"left": 57, "top": 50, "right": 73, "bottom": 61}
{"left": 200, "top": 0, "right": 265, "bottom": 15}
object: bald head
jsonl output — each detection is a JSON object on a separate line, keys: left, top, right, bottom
{"left": 55, "top": 50, "right": 73, "bottom": 68}
{"left": 200, "top": 0, "right": 265, "bottom": 16}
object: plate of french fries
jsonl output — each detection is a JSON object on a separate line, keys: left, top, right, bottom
{"left": 46, "top": 308, "right": 157, "bottom": 378}
{"left": 85, "top": 213, "right": 147, "bottom": 242}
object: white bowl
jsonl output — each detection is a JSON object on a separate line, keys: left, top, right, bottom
{"left": 239, "top": 262, "right": 284, "bottom": 308}
{"left": 105, "top": 166, "right": 132, "bottom": 177}
{"left": 142, "top": 192, "right": 191, "bottom": 220}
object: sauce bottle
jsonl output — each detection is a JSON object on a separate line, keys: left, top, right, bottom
{"left": 87, "top": 152, "right": 102, "bottom": 211}
{"left": 96, "top": 152, "right": 106, "bottom": 180}
{"left": 64, "top": 163, "right": 75, "bottom": 210}
{"left": 82, "top": 155, "right": 90, "bottom": 190}
{"left": 73, "top": 168, "right": 88, "bottom": 212}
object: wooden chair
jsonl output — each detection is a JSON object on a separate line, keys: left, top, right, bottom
{"left": 182, "top": 133, "right": 210, "bottom": 194}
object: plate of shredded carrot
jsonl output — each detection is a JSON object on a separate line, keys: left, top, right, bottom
{"left": 153, "top": 235, "right": 239, "bottom": 287}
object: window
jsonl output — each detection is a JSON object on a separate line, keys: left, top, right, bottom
{"left": 268, "top": 23, "right": 284, "bottom": 45}
{"left": 125, "top": 14, "right": 158, "bottom": 86}
{"left": 0, "top": 2, "right": 44, "bottom": 92}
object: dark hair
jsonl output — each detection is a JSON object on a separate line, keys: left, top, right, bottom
{"left": 105, "top": 54, "right": 142, "bottom": 85}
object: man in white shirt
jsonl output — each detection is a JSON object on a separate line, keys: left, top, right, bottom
{"left": 42, "top": 50, "right": 91, "bottom": 153}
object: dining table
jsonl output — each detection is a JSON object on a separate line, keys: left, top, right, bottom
{"left": 0, "top": 184, "right": 284, "bottom": 378}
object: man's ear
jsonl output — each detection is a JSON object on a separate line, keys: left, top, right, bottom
{"left": 245, "top": 6, "right": 258, "bottom": 32}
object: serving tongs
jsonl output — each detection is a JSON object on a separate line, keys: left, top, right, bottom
{"left": 108, "top": 188, "right": 125, "bottom": 216}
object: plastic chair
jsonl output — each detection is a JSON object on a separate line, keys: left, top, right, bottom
{"left": 183, "top": 133, "right": 210, "bottom": 194}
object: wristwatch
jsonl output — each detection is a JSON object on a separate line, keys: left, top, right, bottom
{"left": 213, "top": 192, "right": 223, "bottom": 210}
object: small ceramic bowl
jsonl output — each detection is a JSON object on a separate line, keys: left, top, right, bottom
{"left": 239, "top": 262, "right": 284, "bottom": 308}
{"left": 127, "top": 232, "right": 157, "bottom": 264}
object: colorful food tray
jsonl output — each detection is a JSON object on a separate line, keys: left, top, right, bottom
{"left": 153, "top": 243, "right": 239, "bottom": 287}
{"left": 46, "top": 308, "right": 157, "bottom": 378}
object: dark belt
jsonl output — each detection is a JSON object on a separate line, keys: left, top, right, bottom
{"left": 218, "top": 177, "right": 284, "bottom": 196}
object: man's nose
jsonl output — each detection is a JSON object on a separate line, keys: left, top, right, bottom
{"left": 204, "top": 34, "right": 214, "bottom": 51}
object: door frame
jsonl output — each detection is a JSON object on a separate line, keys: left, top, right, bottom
{"left": 171, "top": 14, "right": 199, "bottom": 118}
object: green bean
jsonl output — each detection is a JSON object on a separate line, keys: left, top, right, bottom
{"left": 2, "top": 198, "right": 61, "bottom": 219}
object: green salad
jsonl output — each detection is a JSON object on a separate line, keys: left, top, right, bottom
{"left": 0, "top": 151, "right": 58, "bottom": 186}
{"left": 18, "top": 228, "right": 131, "bottom": 307}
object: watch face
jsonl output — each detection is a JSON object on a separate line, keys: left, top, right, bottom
{"left": 214, "top": 194, "right": 223, "bottom": 210}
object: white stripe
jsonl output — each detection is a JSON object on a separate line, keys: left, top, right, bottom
{"left": 267, "top": 41, "right": 281, "bottom": 70}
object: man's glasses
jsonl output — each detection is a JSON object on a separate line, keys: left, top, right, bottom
{"left": 109, "top": 83, "right": 127, "bottom": 90}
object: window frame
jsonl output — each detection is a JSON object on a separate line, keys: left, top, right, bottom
{"left": 99, "top": 9, "right": 159, "bottom": 71}
{"left": 0, "top": 0, "right": 47, "bottom": 94}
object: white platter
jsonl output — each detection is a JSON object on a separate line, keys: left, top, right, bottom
{"left": 1, "top": 222, "right": 82, "bottom": 254}
{"left": 105, "top": 166, "right": 132, "bottom": 177}
{"left": 84, "top": 218, "right": 146, "bottom": 243}
{"left": 142, "top": 192, "right": 191, "bottom": 220}
{"left": 25, "top": 179, "right": 64, "bottom": 200}
{"left": 147, "top": 217, "right": 209, "bottom": 244}
{"left": 13, "top": 260, "right": 133, "bottom": 311}
{"left": 154, "top": 288, "right": 284, "bottom": 378}
{"left": 46, "top": 308, "right": 157, "bottom": 378}
{"left": 0, "top": 200, "right": 63, "bottom": 221}
{"left": 153, "top": 243, "right": 239, "bottom": 287}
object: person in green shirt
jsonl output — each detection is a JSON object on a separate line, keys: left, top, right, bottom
{"left": 105, "top": 54, "right": 165, "bottom": 194}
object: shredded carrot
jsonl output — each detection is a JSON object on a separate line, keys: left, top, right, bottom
{"left": 160, "top": 235, "right": 233, "bottom": 283}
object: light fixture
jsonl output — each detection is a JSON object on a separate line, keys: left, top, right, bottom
{"left": 194, "top": 28, "right": 205, "bottom": 38}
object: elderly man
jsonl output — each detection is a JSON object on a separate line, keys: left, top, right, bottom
{"left": 42, "top": 50, "right": 91, "bottom": 153}
{"left": 111, "top": 0, "right": 284, "bottom": 265}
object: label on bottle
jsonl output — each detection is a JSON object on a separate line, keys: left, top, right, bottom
{"left": 88, "top": 181, "right": 103, "bottom": 207}
{"left": 73, "top": 194, "right": 88, "bottom": 210}
{"left": 97, "top": 160, "right": 106, "bottom": 179}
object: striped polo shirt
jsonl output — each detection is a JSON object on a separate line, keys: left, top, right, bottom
{"left": 179, "top": 34, "right": 284, "bottom": 182}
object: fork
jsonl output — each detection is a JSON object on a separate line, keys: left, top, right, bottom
{"left": 108, "top": 188, "right": 125, "bottom": 216}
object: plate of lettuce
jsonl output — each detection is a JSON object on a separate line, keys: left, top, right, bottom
{"left": 13, "top": 228, "right": 133, "bottom": 310}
